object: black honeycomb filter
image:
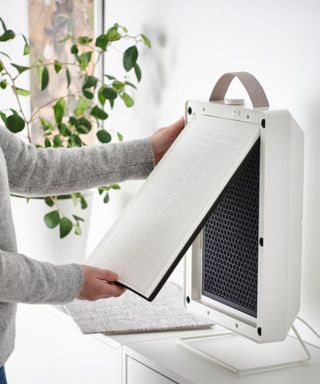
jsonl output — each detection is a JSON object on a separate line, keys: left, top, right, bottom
{"left": 202, "top": 140, "right": 260, "bottom": 318}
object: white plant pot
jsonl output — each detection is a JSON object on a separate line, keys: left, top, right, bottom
{"left": 10, "top": 191, "right": 93, "bottom": 265}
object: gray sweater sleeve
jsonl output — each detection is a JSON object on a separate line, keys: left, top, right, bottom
{"left": 0, "top": 126, "right": 155, "bottom": 197}
{"left": 0, "top": 126, "right": 155, "bottom": 304}
{"left": 0, "top": 250, "right": 84, "bottom": 304}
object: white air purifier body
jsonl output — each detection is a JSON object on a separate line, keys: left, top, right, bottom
{"left": 184, "top": 74, "right": 304, "bottom": 343}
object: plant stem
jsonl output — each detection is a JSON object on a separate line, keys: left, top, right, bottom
{"left": 12, "top": 61, "right": 78, "bottom": 82}
{"left": 94, "top": 51, "right": 102, "bottom": 66}
{"left": 2, "top": 62, "right": 32, "bottom": 142}
{"left": 52, "top": 197, "right": 67, "bottom": 219}
{"left": 28, "top": 91, "right": 81, "bottom": 123}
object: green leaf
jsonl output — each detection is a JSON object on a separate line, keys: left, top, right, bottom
{"left": 141, "top": 33, "right": 151, "bottom": 48}
{"left": 80, "top": 196, "right": 87, "bottom": 209}
{"left": 54, "top": 60, "right": 62, "bottom": 74}
{"left": 53, "top": 135, "right": 63, "bottom": 147}
{"left": 91, "top": 105, "right": 108, "bottom": 120}
{"left": 95, "top": 34, "right": 108, "bottom": 51}
{"left": 68, "top": 134, "right": 82, "bottom": 147}
{"left": 11, "top": 63, "right": 30, "bottom": 74}
{"left": 112, "top": 81, "right": 124, "bottom": 92}
{"left": 0, "top": 30, "right": 15, "bottom": 42}
{"left": 23, "top": 44, "right": 30, "bottom": 56}
{"left": 117, "top": 132, "right": 123, "bottom": 141}
{"left": 123, "top": 46, "right": 138, "bottom": 71}
{"left": 74, "top": 96, "right": 89, "bottom": 116}
{"left": 44, "top": 138, "right": 51, "bottom": 147}
{"left": 36, "top": 59, "right": 43, "bottom": 86}
{"left": 59, "top": 33, "right": 72, "bottom": 43}
{"left": 22, "top": 34, "right": 30, "bottom": 55}
{"left": 77, "top": 36, "right": 92, "bottom": 45}
{"left": 69, "top": 116, "right": 78, "bottom": 126}
{"left": 109, "top": 98, "right": 115, "bottom": 109}
{"left": 77, "top": 117, "right": 92, "bottom": 133}
{"left": 72, "top": 214, "right": 85, "bottom": 222}
{"left": 71, "top": 44, "right": 78, "bottom": 55}
{"left": 105, "top": 74, "right": 116, "bottom": 81}
{"left": 103, "top": 191, "right": 110, "bottom": 204}
{"left": 0, "top": 111, "right": 7, "bottom": 125}
{"left": 41, "top": 66, "right": 49, "bottom": 91}
{"left": 58, "top": 123, "right": 71, "bottom": 137}
{"left": 98, "top": 186, "right": 106, "bottom": 195}
{"left": 66, "top": 67, "right": 71, "bottom": 88}
{"left": 44, "top": 210, "right": 60, "bottom": 229}
{"left": 106, "top": 26, "right": 121, "bottom": 42}
{"left": 75, "top": 123, "right": 90, "bottom": 135}
{"left": 97, "top": 129, "right": 112, "bottom": 143}
{"left": 98, "top": 86, "right": 106, "bottom": 106}
{"left": 0, "top": 17, "right": 7, "bottom": 32}
{"left": 122, "top": 92, "right": 134, "bottom": 108}
{"left": 40, "top": 117, "right": 52, "bottom": 131}
{"left": 74, "top": 223, "right": 81, "bottom": 235}
{"left": 0, "top": 79, "right": 7, "bottom": 89}
{"left": 82, "top": 89, "right": 94, "bottom": 99}
{"left": 134, "top": 63, "right": 142, "bottom": 82}
{"left": 109, "top": 184, "right": 121, "bottom": 190}
{"left": 81, "top": 76, "right": 96, "bottom": 98}
{"left": 15, "top": 87, "right": 30, "bottom": 96}
{"left": 82, "top": 75, "right": 98, "bottom": 89}
{"left": 102, "top": 87, "right": 118, "bottom": 100}
{"left": 125, "top": 80, "right": 137, "bottom": 89}
{"left": 77, "top": 51, "right": 92, "bottom": 70}
{"left": 6, "top": 110, "right": 25, "bottom": 133}
{"left": 45, "top": 197, "right": 54, "bottom": 207}
{"left": 59, "top": 217, "right": 73, "bottom": 238}
{"left": 53, "top": 99, "right": 65, "bottom": 125}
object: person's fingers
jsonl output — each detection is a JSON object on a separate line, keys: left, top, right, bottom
{"left": 169, "top": 116, "right": 185, "bottom": 136}
{"left": 97, "top": 280, "right": 126, "bottom": 298}
{"left": 96, "top": 268, "right": 118, "bottom": 282}
{"left": 78, "top": 266, "right": 125, "bottom": 301}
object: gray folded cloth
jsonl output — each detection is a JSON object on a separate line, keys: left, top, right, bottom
{"left": 65, "top": 282, "right": 213, "bottom": 335}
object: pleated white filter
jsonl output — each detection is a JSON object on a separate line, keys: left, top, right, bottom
{"left": 88, "top": 114, "right": 259, "bottom": 300}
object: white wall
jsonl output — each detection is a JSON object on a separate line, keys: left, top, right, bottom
{"left": 103, "top": 0, "right": 320, "bottom": 338}
{"left": 2, "top": 0, "right": 319, "bottom": 342}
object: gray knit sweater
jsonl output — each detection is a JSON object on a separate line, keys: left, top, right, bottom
{"left": 0, "top": 125, "right": 154, "bottom": 366}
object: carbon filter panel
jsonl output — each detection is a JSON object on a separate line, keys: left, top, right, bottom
{"left": 202, "top": 140, "right": 260, "bottom": 318}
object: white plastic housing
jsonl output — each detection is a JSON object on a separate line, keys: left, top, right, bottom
{"left": 184, "top": 99, "right": 304, "bottom": 343}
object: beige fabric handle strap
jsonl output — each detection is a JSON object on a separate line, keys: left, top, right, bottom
{"left": 209, "top": 71, "right": 269, "bottom": 108}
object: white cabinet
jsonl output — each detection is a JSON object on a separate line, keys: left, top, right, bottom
{"left": 125, "top": 357, "right": 176, "bottom": 384}
{"left": 6, "top": 305, "right": 121, "bottom": 384}
{"left": 6, "top": 305, "right": 320, "bottom": 384}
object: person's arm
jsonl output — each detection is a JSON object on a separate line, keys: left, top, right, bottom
{"left": 0, "top": 249, "right": 83, "bottom": 303}
{"left": 0, "top": 248, "right": 125, "bottom": 303}
{"left": 0, "top": 118, "right": 184, "bottom": 304}
{"left": 0, "top": 127, "right": 154, "bottom": 197}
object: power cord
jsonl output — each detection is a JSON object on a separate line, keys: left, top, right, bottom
{"left": 296, "top": 316, "right": 320, "bottom": 341}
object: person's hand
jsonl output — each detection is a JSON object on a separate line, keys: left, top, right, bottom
{"left": 78, "top": 265, "right": 126, "bottom": 301}
{"left": 150, "top": 117, "right": 185, "bottom": 165}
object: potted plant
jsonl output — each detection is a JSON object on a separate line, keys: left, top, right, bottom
{"left": 0, "top": 17, "right": 151, "bottom": 263}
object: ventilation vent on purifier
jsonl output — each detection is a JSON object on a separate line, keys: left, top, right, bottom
{"left": 202, "top": 140, "right": 260, "bottom": 317}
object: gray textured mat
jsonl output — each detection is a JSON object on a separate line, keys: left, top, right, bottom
{"left": 65, "top": 282, "right": 213, "bottom": 335}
